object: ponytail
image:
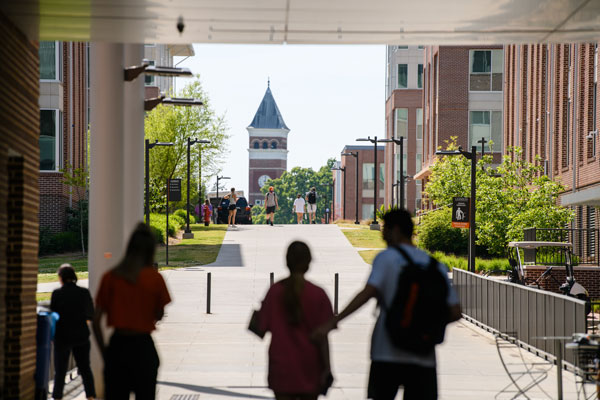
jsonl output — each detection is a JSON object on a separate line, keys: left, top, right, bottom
{"left": 283, "top": 241, "right": 311, "bottom": 326}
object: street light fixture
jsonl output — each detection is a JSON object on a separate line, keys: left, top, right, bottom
{"left": 435, "top": 145, "right": 477, "bottom": 272}
{"left": 215, "top": 175, "right": 230, "bottom": 203}
{"left": 341, "top": 152, "right": 360, "bottom": 224}
{"left": 184, "top": 137, "right": 211, "bottom": 239}
{"left": 332, "top": 166, "right": 346, "bottom": 220}
{"left": 145, "top": 140, "right": 174, "bottom": 227}
{"left": 356, "top": 136, "right": 382, "bottom": 228}
{"left": 379, "top": 137, "right": 406, "bottom": 209}
{"left": 145, "top": 96, "right": 204, "bottom": 111}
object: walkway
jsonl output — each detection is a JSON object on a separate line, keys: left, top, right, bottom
{"left": 151, "top": 224, "right": 577, "bottom": 399}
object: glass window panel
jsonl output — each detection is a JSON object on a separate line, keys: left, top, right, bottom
{"left": 40, "top": 110, "right": 57, "bottom": 170}
{"left": 39, "top": 42, "right": 57, "bottom": 80}
{"left": 470, "top": 111, "right": 491, "bottom": 147}
{"left": 145, "top": 60, "right": 155, "bottom": 85}
{"left": 380, "top": 163, "right": 385, "bottom": 184}
{"left": 491, "top": 50, "right": 504, "bottom": 73}
{"left": 397, "top": 64, "right": 408, "bottom": 89}
{"left": 397, "top": 46, "right": 408, "bottom": 49}
{"left": 362, "top": 204, "right": 374, "bottom": 220}
{"left": 417, "top": 64, "right": 423, "bottom": 89}
{"left": 363, "top": 163, "right": 374, "bottom": 190}
{"left": 416, "top": 108, "right": 423, "bottom": 139}
{"left": 416, "top": 153, "right": 422, "bottom": 172}
{"left": 271, "top": 141, "right": 277, "bottom": 149}
{"left": 470, "top": 74, "right": 491, "bottom": 91}
{"left": 471, "top": 50, "right": 491, "bottom": 73}
{"left": 395, "top": 108, "right": 408, "bottom": 139}
{"left": 491, "top": 111, "right": 503, "bottom": 151}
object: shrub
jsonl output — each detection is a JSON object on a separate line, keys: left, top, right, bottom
{"left": 150, "top": 213, "right": 185, "bottom": 243}
{"left": 174, "top": 209, "right": 196, "bottom": 224}
{"left": 39, "top": 226, "right": 55, "bottom": 256}
{"left": 431, "top": 251, "right": 510, "bottom": 273}
{"left": 416, "top": 207, "right": 468, "bottom": 256}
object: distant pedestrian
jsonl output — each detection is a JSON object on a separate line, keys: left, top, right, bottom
{"left": 313, "top": 209, "right": 461, "bottom": 400}
{"left": 50, "top": 264, "right": 96, "bottom": 400}
{"left": 293, "top": 194, "right": 306, "bottom": 224}
{"left": 305, "top": 187, "right": 318, "bottom": 224}
{"left": 93, "top": 223, "right": 171, "bottom": 400}
{"left": 265, "top": 186, "right": 278, "bottom": 226}
{"left": 201, "top": 199, "right": 212, "bottom": 227}
{"left": 228, "top": 188, "right": 238, "bottom": 227}
{"left": 250, "top": 241, "right": 334, "bottom": 399}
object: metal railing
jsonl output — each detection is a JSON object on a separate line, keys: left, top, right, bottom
{"left": 453, "top": 268, "right": 587, "bottom": 364}
{"left": 523, "top": 227, "right": 600, "bottom": 265}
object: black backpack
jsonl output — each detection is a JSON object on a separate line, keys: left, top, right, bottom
{"left": 384, "top": 246, "right": 449, "bottom": 355}
{"left": 307, "top": 191, "right": 317, "bottom": 204}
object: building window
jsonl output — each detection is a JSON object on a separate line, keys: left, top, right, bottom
{"left": 417, "top": 45, "right": 424, "bottom": 49}
{"left": 587, "top": 206, "right": 596, "bottom": 258}
{"left": 397, "top": 46, "right": 408, "bottom": 50}
{"left": 145, "top": 60, "right": 155, "bottom": 85}
{"left": 363, "top": 163, "right": 374, "bottom": 191}
{"left": 362, "top": 204, "right": 375, "bottom": 220}
{"left": 380, "top": 163, "right": 385, "bottom": 185}
{"left": 417, "top": 64, "right": 423, "bottom": 89}
{"left": 40, "top": 41, "right": 59, "bottom": 80}
{"left": 271, "top": 141, "right": 278, "bottom": 149}
{"left": 469, "top": 49, "right": 503, "bottom": 91}
{"left": 395, "top": 108, "right": 408, "bottom": 139}
{"left": 395, "top": 153, "right": 407, "bottom": 182}
{"left": 397, "top": 64, "right": 408, "bottom": 89}
{"left": 255, "top": 199, "right": 263, "bottom": 205}
{"left": 416, "top": 108, "right": 423, "bottom": 171}
{"left": 40, "top": 109, "right": 60, "bottom": 171}
{"left": 262, "top": 141, "right": 268, "bottom": 149}
{"left": 253, "top": 141, "right": 259, "bottom": 149}
{"left": 469, "top": 110, "right": 502, "bottom": 150}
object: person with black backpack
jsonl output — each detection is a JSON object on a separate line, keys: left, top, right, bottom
{"left": 312, "top": 208, "right": 461, "bottom": 400}
{"left": 305, "top": 187, "right": 318, "bottom": 224}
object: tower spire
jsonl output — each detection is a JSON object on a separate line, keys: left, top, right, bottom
{"left": 267, "top": 77, "right": 270, "bottom": 88}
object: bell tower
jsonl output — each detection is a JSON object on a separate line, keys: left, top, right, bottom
{"left": 247, "top": 82, "right": 290, "bottom": 205}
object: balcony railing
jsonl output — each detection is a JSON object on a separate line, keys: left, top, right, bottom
{"left": 523, "top": 227, "right": 599, "bottom": 265}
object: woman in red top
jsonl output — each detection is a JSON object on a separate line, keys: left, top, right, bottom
{"left": 93, "top": 223, "right": 171, "bottom": 400}
{"left": 254, "top": 241, "right": 334, "bottom": 400}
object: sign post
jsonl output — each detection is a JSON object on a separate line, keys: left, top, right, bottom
{"left": 166, "top": 179, "right": 182, "bottom": 265}
{"left": 452, "top": 197, "right": 470, "bottom": 229}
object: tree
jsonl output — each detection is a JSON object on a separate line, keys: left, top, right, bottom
{"left": 424, "top": 138, "right": 573, "bottom": 256}
{"left": 60, "top": 163, "right": 88, "bottom": 255}
{"left": 145, "top": 78, "right": 228, "bottom": 212}
{"left": 253, "top": 159, "right": 336, "bottom": 224}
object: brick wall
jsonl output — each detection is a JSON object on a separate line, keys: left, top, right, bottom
{"left": 340, "top": 146, "right": 384, "bottom": 221}
{"left": 0, "top": 11, "right": 40, "bottom": 399}
{"left": 248, "top": 157, "right": 287, "bottom": 204}
{"left": 524, "top": 266, "right": 600, "bottom": 299}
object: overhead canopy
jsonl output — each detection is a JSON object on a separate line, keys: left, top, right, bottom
{"left": 2, "top": 0, "right": 600, "bottom": 44}
{"left": 508, "top": 241, "right": 573, "bottom": 249}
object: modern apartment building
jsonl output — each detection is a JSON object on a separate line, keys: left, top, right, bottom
{"left": 39, "top": 41, "right": 89, "bottom": 232}
{"left": 384, "top": 45, "right": 424, "bottom": 213}
{"left": 416, "top": 46, "right": 504, "bottom": 209}
{"left": 504, "top": 43, "right": 599, "bottom": 230}
{"left": 338, "top": 145, "right": 385, "bottom": 221}
{"left": 143, "top": 44, "right": 194, "bottom": 98}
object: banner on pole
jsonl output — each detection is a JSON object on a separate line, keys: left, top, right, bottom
{"left": 452, "top": 197, "right": 470, "bottom": 228}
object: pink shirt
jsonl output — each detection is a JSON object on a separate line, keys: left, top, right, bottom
{"left": 259, "top": 280, "right": 333, "bottom": 394}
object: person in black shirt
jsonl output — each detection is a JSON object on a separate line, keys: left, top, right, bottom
{"left": 50, "top": 264, "right": 96, "bottom": 399}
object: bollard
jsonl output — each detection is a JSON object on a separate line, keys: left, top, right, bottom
{"left": 207, "top": 272, "right": 211, "bottom": 314}
{"left": 270, "top": 272, "right": 274, "bottom": 287}
{"left": 334, "top": 273, "right": 339, "bottom": 315}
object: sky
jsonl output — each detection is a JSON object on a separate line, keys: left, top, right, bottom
{"left": 175, "top": 44, "right": 385, "bottom": 196}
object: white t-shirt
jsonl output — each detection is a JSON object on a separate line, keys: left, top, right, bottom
{"left": 293, "top": 198, "right": 306, "bottom": 213}
{"left": 367, "top": 244, "right": 459, "bottom": 367}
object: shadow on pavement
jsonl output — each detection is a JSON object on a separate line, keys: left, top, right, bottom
{"left": 206, "top": 243, "right": 244, "bottom": 267}
{"left": 157, "top": 381, "right": 272, "bottom": 399}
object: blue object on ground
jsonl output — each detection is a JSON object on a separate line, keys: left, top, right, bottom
{"left": 34, "top": 311, "right": 59, "bottom": 400}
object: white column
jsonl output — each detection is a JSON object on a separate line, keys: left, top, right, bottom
{"left": 123, "top": 44, "right": 145, "bottom": 238}
{"left": 89, "top": 42, "right": 125, "bottom": 398}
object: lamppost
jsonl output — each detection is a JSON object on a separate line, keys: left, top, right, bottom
{"left": 332, "top": 166, "right": 346, "bottom": 220}
{"left": 214, "top": 175, "right": 230, "bottom": 224}
{"left": 435, "top": 146, "right": 477, "bottom": 272}
{"left": 341, "top": 151, "right": 359, "bottom": 224}
{"left": 184, "top": 137, "right": 211, "bottom": 239}
{"left": 330, "top": 181, "right": 335, "bottom": 223}
{"left": 145, "top": 140, "right": 174, "bottom": 227}
{"left": 391, "top": 180, "right": 400, "bottom": 207}
{"left": 380, "top": 137, "right": 405, "bottom": 209}
{"left": 356, "top": 137, "right": 382, "bottom": 228}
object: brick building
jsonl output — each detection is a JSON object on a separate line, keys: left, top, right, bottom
{"left": 247, "top": 83, "right": 289, "bottom": 205}
{"left": 504, "top": 43, "right": 599, "bottom": 250}
{"left": 416, "top": 46, "right": 504, "bottom": 209}
{"left": 39, "top": 41, "right": 89, "bottom": 232}
{"left": 337, "top": 145, "right": 385, "bottom": 222}
{"left": 384, "top": 46, "right": 424, "bottom": 213}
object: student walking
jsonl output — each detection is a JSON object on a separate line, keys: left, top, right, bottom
{"left": 201, "top": 199, "right": 212, "bottom": 226}
{"left": 313, "top": 209, "right": 461, "bottom": 400}
{"left": 228, "top": 188, "right": 238, "bottom": 227}
{"left": 305, "top": 187, "right": 317, "bottom": 224}
{"left": 250, "top": 241, "right": 334, "bottom": 400}
{"left": 93, "top": 223, "right": 171, "bottom": 400}
{"left": 51, "top": 264, "right": 96, "bottom": 400}
{"left": 292, "top": 194, "right": 306, "bottom": 224}
{"left": 265, "top": 186, "right": 278, "bottom": 226}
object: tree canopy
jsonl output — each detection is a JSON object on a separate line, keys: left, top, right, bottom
{"left": 252, "top": 159, "right": 336, "bottom": 224}
{"left": 424, "top": 138, "right": 573, "bottom": 256}
{"left": 145, "top": 79, "right": 228, "bottom": 212}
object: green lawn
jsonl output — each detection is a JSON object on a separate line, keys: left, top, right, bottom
{"left": 340, "top": 225, "right": 386, "bottom": 249}
{"left": 38, "top": 224, "right": 228, "bottom": 283}
{"left": 358, "top": 249, "right": 383, "bottom": 264}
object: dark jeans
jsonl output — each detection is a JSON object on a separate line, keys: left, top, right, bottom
{"left": 367, "top": 361, "right": 437, "bottom": 400}
{"left": 52, "top": 339, "right": 96, "bottom": 399}
{"left": 105, "top": 333, "right": 159, "bottom": 400}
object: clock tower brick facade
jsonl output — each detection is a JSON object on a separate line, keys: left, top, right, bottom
{"left": 247, "top": 83, "right": 289, "bottom": 205}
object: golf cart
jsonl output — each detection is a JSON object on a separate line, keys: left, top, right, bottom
{"left": 507, "top": 241, "right": 589, "bottom": 303}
